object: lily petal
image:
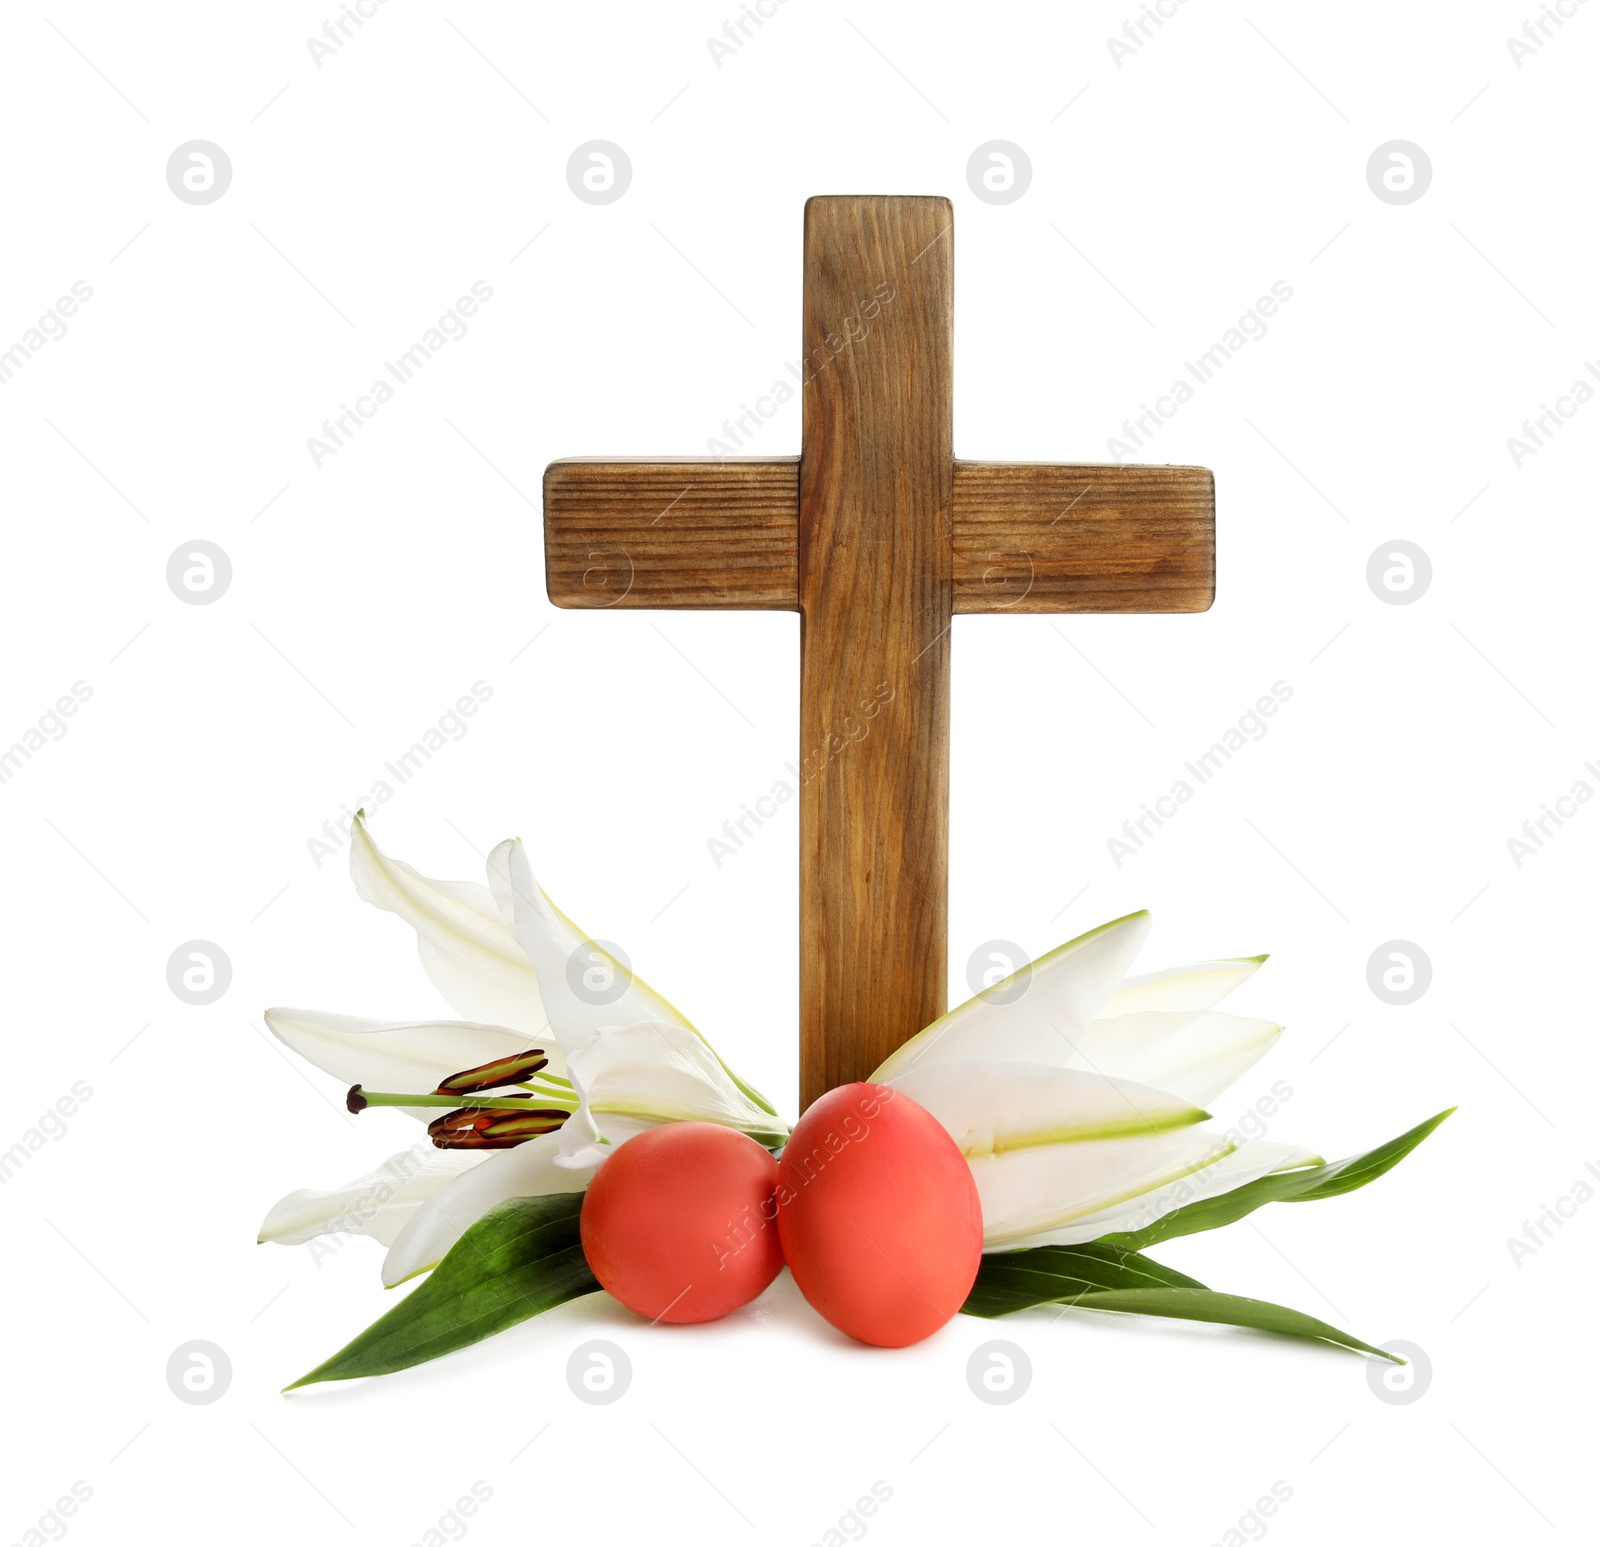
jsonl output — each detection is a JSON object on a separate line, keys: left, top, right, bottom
{"left": 990, "top": 1138, "right": 1325, "bottom": 1250}
{"left": 1100, "top": 956, "right": 1267, "bottom": 1017}
{"left": 500, "top": 839, "right": 779, "bottom": 1116}
{"left": 349, "top": 814, "right": 546, "bottom": 1036}
{"left": 499, "top": 840, "right": 695, "bottom": 1048}
{"left": 887, "top": 1062, "right": 1207, "bottom": 1156}
{"left": 873, "top": 911, "right": 1152, "bottom": 1082}
{"left": 557, "top": 1111, "right": 656, "bottom": 1170}
{"left": 554, "top": 1021, "right": 788, "bottom": 1170}
{"left": 265, "top": 1008, "right": 559, "bottom": 1116}
{"left": 972, "top": 1126, "right": 1244, "bottom": 1247}
{"left": 257, "top": 1147, "right": 483, "bottom": 1248}
{"left": 1061, "top": 1011, "right": 1284, "bottom": 1106}
{"left": 380, "top": 1133, "right": 577, "bottom": 1287}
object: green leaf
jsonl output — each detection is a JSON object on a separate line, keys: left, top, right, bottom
{"left": 1046, "top": 1288, "right": 1400, "bottom": 1361}
{"left": 1094, "top": 1108, "right": 1456, "bottom": 1253}
{"left": 964, "top": 1246, "right": 1399, "bottom": 1361}
{"left": 287, "top": 1193, "right": 597, "bottom": 1389}
{"left": 963, "top": 1241, "right": 1204, "bottom": 1318}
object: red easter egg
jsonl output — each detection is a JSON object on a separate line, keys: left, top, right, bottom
{"left": 580, "top": 1122, "right": 784, "bottom": 1323}
{"left": 776, "top": 1082, "right": 982, "bottom": 1347}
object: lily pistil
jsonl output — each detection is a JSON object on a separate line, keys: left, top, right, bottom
{"left": 346, "top": 1047, "right": 577, "bottom": 1149}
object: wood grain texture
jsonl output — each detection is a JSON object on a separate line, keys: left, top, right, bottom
{"left": 543, "top": 458, "right": 798, "bottom": 610}
{"left": 952, "top": 462, "right": 1215, "bottom": 614}
{"left": 797, "top": 195, "right": 953, "bottom": 1108}
{"left": 544, "top": 459, "right": 1214, "bottom": 616}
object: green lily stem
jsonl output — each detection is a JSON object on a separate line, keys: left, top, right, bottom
{"left": 515, "top": 1079, "right": 575, "bottom": 1098}
{"left": 357, "top": 1090, "right": 577, "bottom": 1113}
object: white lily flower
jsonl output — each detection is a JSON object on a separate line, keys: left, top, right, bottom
{"left": 257, "top": 1147, "right": 482, "bottom": 1248}
{"left": 554, "top": 1021, "right": 790, "bottom": 1169}
{"left": 259, "top": 814, "right": 784, "bottom": 1285}
{"left": 873, "top": 912, "right": 1321, "bottom": 1251}
{"left": 381, "top": 1132, "right": 575, "bottom": 1287}
{"left": 264, "top": 1008, "right": 549, "bottom": 1115}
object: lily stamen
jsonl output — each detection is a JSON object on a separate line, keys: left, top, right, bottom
{"left": 434, "top": 1049, "right": 552, "bottom": 1095}
{"left": 427, "top": 1106, "right": 571, "bottom": 1149}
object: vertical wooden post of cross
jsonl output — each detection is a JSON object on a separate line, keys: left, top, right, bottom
{"left": 543, "top": 196, "right": 1215, "bottom": 1112}
{"left": 796, "top": 196, "right": 953, "bottom": 1105}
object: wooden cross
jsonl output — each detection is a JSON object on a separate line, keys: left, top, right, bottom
{"left": 544, "top": 196, "right": 1214, "bottom": 1111}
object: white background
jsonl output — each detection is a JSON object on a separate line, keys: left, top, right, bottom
{"left": 2, "top": 1, "right": 1595, "bottom": 1542}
